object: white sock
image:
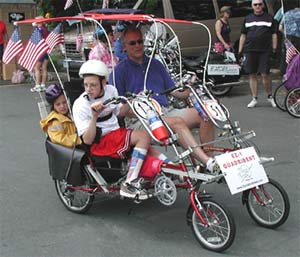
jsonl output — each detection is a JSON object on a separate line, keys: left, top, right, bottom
{"left": 126, "top": 147, "right": 147, "bottom": 183}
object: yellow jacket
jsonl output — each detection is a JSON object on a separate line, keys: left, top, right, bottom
{"left": 40, "top": 111, "right": 82, "bottom": 147}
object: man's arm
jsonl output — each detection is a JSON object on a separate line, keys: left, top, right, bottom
{"left": 238, "top": 34, "right": 246, "bottom": 54}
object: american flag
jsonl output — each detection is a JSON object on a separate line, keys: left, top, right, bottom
{"left": 285, "top": 39, "right": 298, "bottom": 64}
{"left": 2, "top": 27, "right": 23, "bottom": 64}
{"left": 46, "top": 23, "right": 64, "bottom": 54}
{"left": 18, "top": 27, "right": 49, "bottom": 71}
{"left": 64, "top": 0, "right": 73, "bottom": 10}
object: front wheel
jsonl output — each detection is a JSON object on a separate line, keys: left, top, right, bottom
{"left": 54, "top": 167, "right": 95, "bottom": 214}
{"left": 243, "top": 178, "right": 290, "bottom": 229}
{"left": 187, "top": 199, "right": 235, "bottom": 252}
{"left": 285, "top": 88, "right": 300, "bottom": 118}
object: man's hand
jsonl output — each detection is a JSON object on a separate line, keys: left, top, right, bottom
{"left": 271, "top": 49, "right": 277, "bottom": 59}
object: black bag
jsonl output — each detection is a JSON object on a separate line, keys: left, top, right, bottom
{"left": 45, "top": 140, "right": 86, "bottom": 186}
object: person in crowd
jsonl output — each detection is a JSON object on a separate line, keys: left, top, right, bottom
{"left": 72, "top": 60, "right": 167, "bottom": 200}
{"left": 238, "top": 0, "right": 278, "bottom": 108}
{"left": 278, "top": 5, "right": 300, "bottom": 75}
{"left": 0, "top": 19, "right": 7, "bottom": 80}
{"left": 31, "top": 16, "right": 49, "bottom": 92}
{"left": 109, "top": 25, "right": 218, "bottom": 173}
{"left": 88, "top": 24, "right": 117, "bottom": 73}
{"left": 114, "top": 24, "right": 127, "bottom": 61}
{"left": 40, "top": 84, "right": 82, "bottom": 147}
{"left": 214, "top": 6, "right": 232, "bottom": 53}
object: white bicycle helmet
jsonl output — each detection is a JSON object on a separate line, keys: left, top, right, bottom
{"left": 78, "top": 60, "right": 109, "bottom": 80}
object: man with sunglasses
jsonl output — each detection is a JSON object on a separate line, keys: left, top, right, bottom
{"left": 238, "top": 0, "right": 278, "bottom": 108}
{"left": 109, "top": 25, "right": 219, "bottom": 174}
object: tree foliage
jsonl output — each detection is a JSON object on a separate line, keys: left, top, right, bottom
{"left": 36, "top": 0, "right": 97, "bottom": 18}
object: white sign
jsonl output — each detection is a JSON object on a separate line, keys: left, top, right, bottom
{"left": 215, "top": 147, "right": 269, "bottom": 195}
{"left": 207, "top": 64, "right": 240, "bottom": 75}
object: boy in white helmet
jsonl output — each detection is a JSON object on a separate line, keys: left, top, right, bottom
{"left": 73, "top": 60, "right": 163, "bottom": 200}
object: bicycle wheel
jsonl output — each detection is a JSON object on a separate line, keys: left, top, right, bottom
{"left": 243, "top": 178, "right": 290, "bottom": 229}
{"left": 187, "top": 199, "right": 236, "bottom": 252}
{"left": 285, "top": 88, "right": 300, "bottom": 118}
{"left": 54, "top": 167, "right": 95, "bottom": 214}
{"left": 274, "top": 83, "right": 288, "bottom": 111}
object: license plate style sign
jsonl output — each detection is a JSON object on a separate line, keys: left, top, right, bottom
{"left": 207, "top": 64, "right": 240, "bottom": 75}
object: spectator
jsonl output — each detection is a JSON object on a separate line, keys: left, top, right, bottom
{"left": 214, "top": 6, "right": 232, "bottom": 53}
{"left": 109, "top": 26, "right": 219, "bottom": 173}
{"left": 31, "top": 16, "right": 49, "bottom": 92}
{"left": 278, "top": 6, "right": 300, "bottom": 75}
{"left": 114, "top": 24, "right": 127, "bottom": 61}
{"left": 73, "top": 60, "right": 164, "bottom": 199}
{"left": 0, "top": 19, "right": 7, "bottom": 80}
{"left": 40, "top": 84, "right": 82, "bottom": 147}
{"left": 238, "top": 0, "right": 278, "bottom": 108}
{"left": 88, "top": 25, "right": 117, "bottom": 73}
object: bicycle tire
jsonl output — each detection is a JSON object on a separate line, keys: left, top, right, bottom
{"left": 187, "top": 199, "right": 236, "bottom": 252}
{"left": 285, "top": 88, "right": 300, "bottom": 118}
{"left": 274, "top": 83, "right": 288, "bottom": 111}
{"left": 243, "top": 178, "right": 290, "bottom": 229}
{"left": 54, "top": 167, "right": 95, "bottom": 214}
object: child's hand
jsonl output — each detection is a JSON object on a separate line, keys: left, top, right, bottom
{"left": 91, "top": 102, "right": 105, "bottom": 117}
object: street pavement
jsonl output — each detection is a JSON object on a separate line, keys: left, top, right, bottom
{"left": 0, "top": 77, "right": 299, "bottom": 257}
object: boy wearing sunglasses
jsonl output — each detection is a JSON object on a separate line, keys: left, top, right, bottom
{"left": 238, "top": 0, "right": 278, "bottom": 108}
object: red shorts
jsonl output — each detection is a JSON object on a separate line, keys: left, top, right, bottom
{"left": 90, "top": 128, "right": 132, "bottom": 159}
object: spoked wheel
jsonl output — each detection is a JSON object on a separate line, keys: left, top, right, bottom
{"left": 243, "top": 178, "right": 290, "bottom": 229}
{"left": 54, "top": 168, "right": 95, "bottom": 214}
{"left": 285, "top": 88, "right": 300, "bottom": 118}
{"left": 187, "top": 199, "right": 235, "bottom": 252}
{"left": 274, "top": 83, "right": 288, "bottom": 111}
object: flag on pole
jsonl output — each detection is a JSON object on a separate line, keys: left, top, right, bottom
{"left": 18, "top": 27, "right": 49, "bottom": 71}
{"left": 46, "top": 23, "right": 64, "bottom": 54}
{"left": 64, "top": 0, "right": 73, "bottom": 10}
{"left": 2, "top": 27, "right": 23, "bottom": 64}
{"left": 285, "top": 39, "right": 298, "bottom": 64}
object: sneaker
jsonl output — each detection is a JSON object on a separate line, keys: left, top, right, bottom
{"left": 120, "top": 180, "right": 149, "bottom": 200}
{"left": 30, "top": 85, "right": 42, "bottom": 92}
{"left": 247, "top": 98, "right": 258, "bottom": 108}
{"left": 40, "top": 84, "right": 46, "bottom": 91}
{"left": 267, "top": 96, "right": 276, "bottom": 108}
{"left": 206, "top": 158, "right": 221, "bottom": 175}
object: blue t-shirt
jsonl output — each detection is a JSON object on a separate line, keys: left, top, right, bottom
{"left": 241, "top": 13, "right": 277, "bottom": 52}
{"left": 109, "top": 55, "right": 175, "bottom": 107}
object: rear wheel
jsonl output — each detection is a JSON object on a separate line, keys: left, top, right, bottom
{"left": 209, "top": 84, "right": 233, "bottom": 97}
{"left": 274, "top": 83, "right": 288, "bottom": 111}
{"left": 54, "top": 167, "right": 95, "bottom": 214}
{"left": 187, "top": 199, "right": 235, "bottom": 252}
{"left": 285, "top": 88, "right": 300, "bottom": 118}
{"left": 244, "top": 178, "right": 290, "bottom": 229}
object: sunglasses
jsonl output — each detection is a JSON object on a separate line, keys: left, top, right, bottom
{"left": 253, "top": 3, "right": 263, "bottom": 6}
{"left": 127, "top": 39, "right": 144, "bottom": 46}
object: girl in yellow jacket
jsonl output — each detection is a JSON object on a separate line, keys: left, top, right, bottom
{"left": 40, "top": 84, "right": 82, "bottom": 147}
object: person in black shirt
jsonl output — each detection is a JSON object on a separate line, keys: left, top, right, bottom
{"left": 214, "top": 6, "right": 232, "bottom": 53}
{"left": 238, "top": 0, "right": 278, "bottom": 108}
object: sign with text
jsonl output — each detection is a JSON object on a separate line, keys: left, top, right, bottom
{"left": 215, "top": 147, "right": 269, "bottom": 195}
{"left": 207, "top": 64, "right": 240, "bottom": 75}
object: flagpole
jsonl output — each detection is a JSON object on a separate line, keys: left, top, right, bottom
{"left": 76, "top": 0, "right": 83, "bottom": 14}
{"left": 280, "top": 0, "right": 287, "bottom": 38}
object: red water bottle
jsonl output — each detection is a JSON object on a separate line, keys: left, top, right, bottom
{"left": 147, "top": 108, "right": 169, "bottom": 142}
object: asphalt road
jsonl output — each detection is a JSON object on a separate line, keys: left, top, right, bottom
{"left": 0, "top": 79, "right": 299, "bottom": 257}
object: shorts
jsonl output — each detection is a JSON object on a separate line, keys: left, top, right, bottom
{"left": 243, "top": 51, "right": 270, "bottom": 74}
{"left": 38, "top": 53, "right": 49, "bottom": 62}
{"left": 90, "top": 128, "right": 132, "bottom": 159}
{"left": 125, "top": 106, "right": 186, "bottom": 130}
{"left": 0, "top": 44, "right": 4, "bottom": 59}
